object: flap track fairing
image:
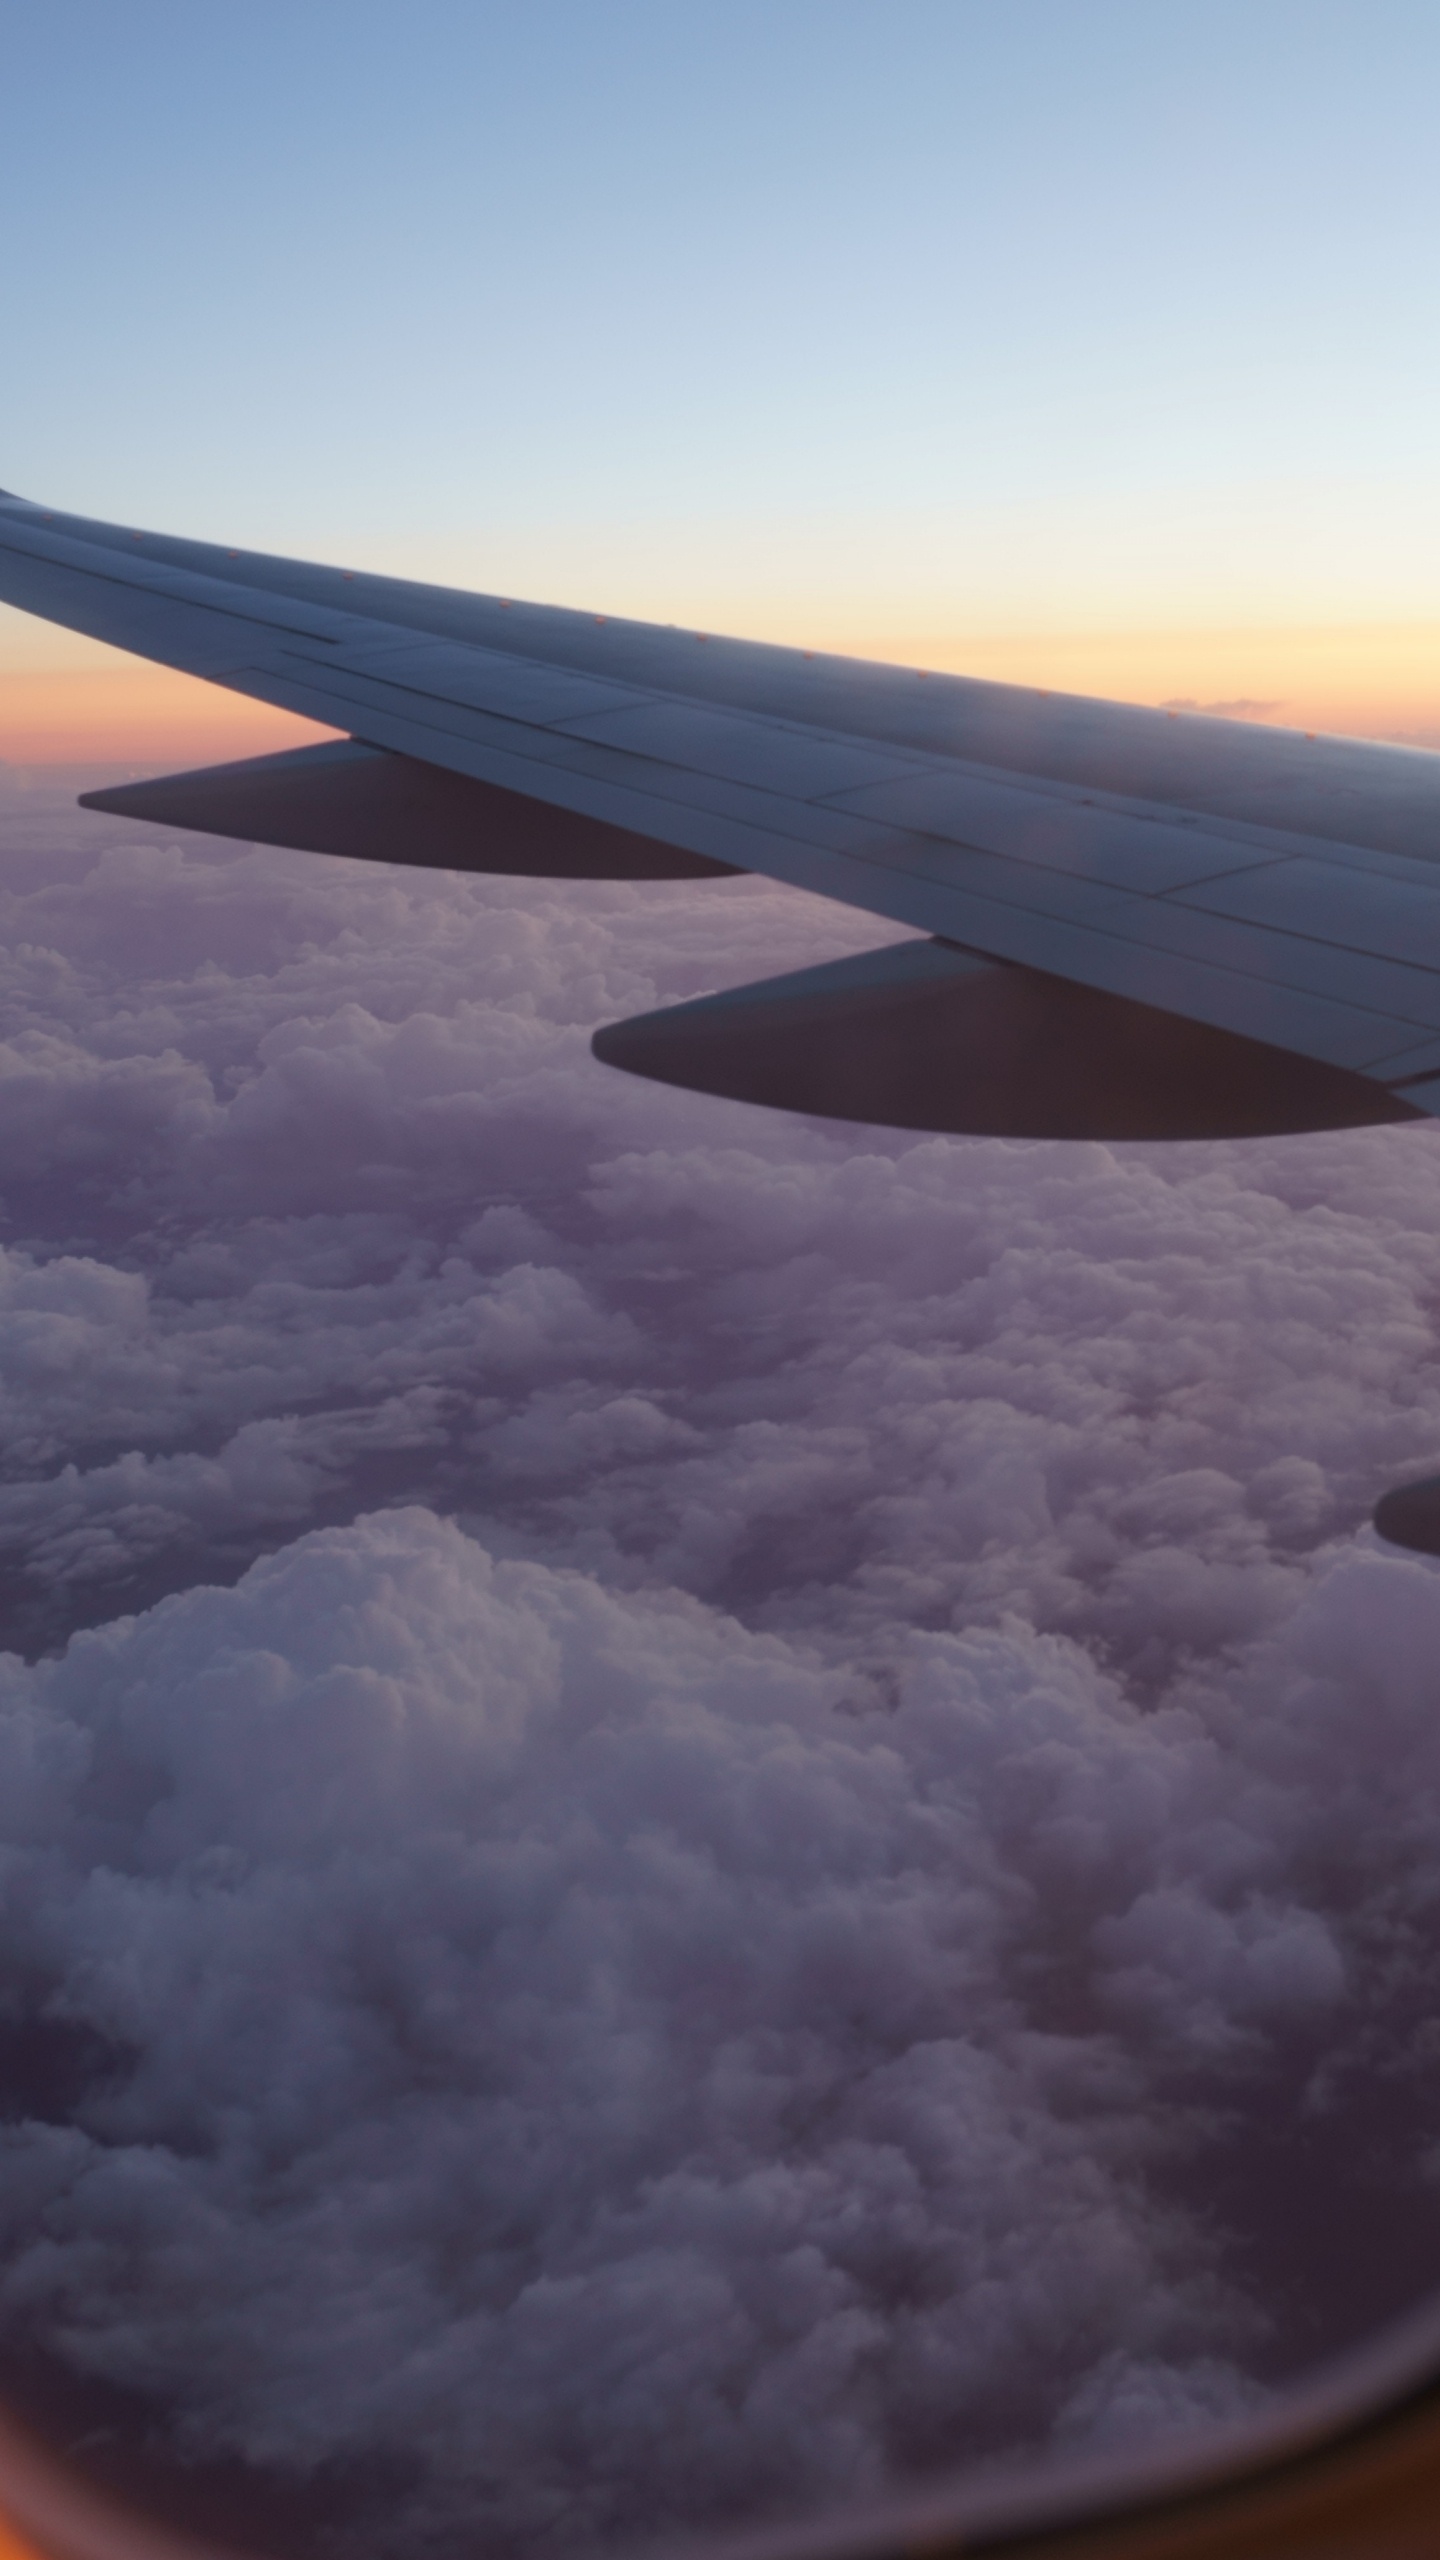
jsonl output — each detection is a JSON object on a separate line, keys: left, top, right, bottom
{"left": 79, "top": 740, "right": 741, "bottom": 882}
{"left": 593, "top": 939, "right": 1417, "bottom": 1141}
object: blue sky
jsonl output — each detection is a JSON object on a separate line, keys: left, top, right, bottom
{"left": 3, "top": 0, "right": 1440, "bottom": 722}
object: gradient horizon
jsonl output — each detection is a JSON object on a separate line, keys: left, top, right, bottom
{"left": 5, "top": 619, "right": 1440, "bottom": 769}
{"left": 4, "top": 1, "right": 1440, "bottom": 766}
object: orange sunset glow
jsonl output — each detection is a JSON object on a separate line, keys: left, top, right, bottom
{"left": 0, "top": 665, "right": 337, "bottom": 769}
{"left": 904, "top": 621, "right": 1440, "bottom": 748}
{"left": 3, "top": 622, "right": 1437, "bottom": 774}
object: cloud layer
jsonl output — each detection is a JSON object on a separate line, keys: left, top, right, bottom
{"left": 4, "top": 763, "right": 1440, "bottom": 2556}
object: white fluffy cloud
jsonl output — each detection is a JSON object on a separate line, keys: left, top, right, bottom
{"left": 5, "top": 1507, "right": 1436, "bottom": 2559}
{"left": 4, "top": 763, "right": 1440, "bottom": 2554}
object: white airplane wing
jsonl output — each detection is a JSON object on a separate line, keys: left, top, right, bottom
{"left": 4, "top": 485, "right": 1440, "bottom": 1143}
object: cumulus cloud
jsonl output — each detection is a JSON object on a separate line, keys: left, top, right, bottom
{"left": 0, "top": 1512, "right": 1254, "bottom": 2550}
{"left": 3, "top": 762, "right": 1440, "bottom": 2554}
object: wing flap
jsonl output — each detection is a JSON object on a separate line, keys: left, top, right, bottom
{"left": 824, "top": 766, "right": 1292, "bottom": 896}
{"left": 1175, "top": 855, "right": 1440, "bottom": 970}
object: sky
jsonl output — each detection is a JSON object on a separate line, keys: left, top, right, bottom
{"left": 7, "top": 8, "right": 1440, "bottom": 2558}
{"left": 4, "top": 0, "right": 1440, "bottom": 751}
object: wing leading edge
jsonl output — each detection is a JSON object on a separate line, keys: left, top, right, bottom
{"left": 6, "top": 487, "right": 1440, "bottom": 1139}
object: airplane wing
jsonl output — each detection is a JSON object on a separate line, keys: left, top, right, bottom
{"left": 4, "top": 486, "right": 1440, "bottom": 1143}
